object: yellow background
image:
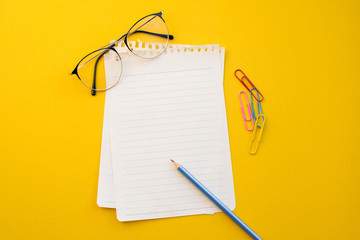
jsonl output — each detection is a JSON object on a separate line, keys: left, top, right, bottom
{"left": 1, "top": 0, "right": 359, "bottom": 239}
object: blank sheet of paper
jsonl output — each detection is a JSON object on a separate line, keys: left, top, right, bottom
{"left": 97, "top": 44, "right": 227, "bottom": 209}
{"left": 97, "top": 98, "right": 115, "bottom": 208}
{"left": 103, "top": 44, "right": 235, "bottom": 221}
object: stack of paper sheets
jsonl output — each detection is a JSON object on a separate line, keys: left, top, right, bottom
{"left": 97, "top": 41, "right": 235, "bottom": 221}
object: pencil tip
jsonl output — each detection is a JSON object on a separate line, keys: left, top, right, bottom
{"left": 170, "top": 159, "right": 180, "bottom": 169}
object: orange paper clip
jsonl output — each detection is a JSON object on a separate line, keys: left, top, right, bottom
{"left": 234, "top": 69, "right": 264, "bottom": 102}
{"left": 249, "top": 114, "right": 265, "bottom": 154}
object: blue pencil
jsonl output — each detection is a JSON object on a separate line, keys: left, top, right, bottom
{"left": 171, "top": 160, "right": 262, "bottom": 240}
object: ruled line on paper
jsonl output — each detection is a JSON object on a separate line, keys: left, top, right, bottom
{"left": 120, "top": 177, "right": 227, "bottom": 189}
{"left": 110, "top": 125, "right": 222, "bottom": 140}
{"left": 110, "top": 125, "right": 222, "bottom": 138}
{"left": 120, "top": 160, "right": 226, "bottom": 171}
{"left": 109, "top": 105, "right": 219, "bottom": 118}
{"left": 111, "top": 87, "right": 219, "bottom": 100}
{"left": 121, "top": 191, "right": 226, "bottom": 206}
{"left": 116, "top": 144, "right": 223, "bottom": 157}
{"left": 117, "top": 91, "right": 219, "bottom": 105}
{"left": 119, "top": 67, "right": 214, "bottom": 77}
{"left": 111, "top": 133, "right": 219, "bottom": 148}
{"left": 116, "top": 71, "right": 215, "bottom": 83}
{"left": 121, "top": 167, "right": 226, "bottom": 179}
{"left": 118, "top": 159, "right": 225, "bottom": 170}
{"left": 119, "top": 171, "right": 225, "bottom": 185}
{"left": 121, "top": 69, "right": 214, "bottom": 79}
{"left": 121, "top": 185, "right": 228, "bottom": 198}
{"left": 122, "top": 185, "right": 225, "bottom": 197}
{"left": 114, "top": 129, "right": 221, "bottom": 142}
{"left": 112, "top": 98, "right": 219, "bottom": 110}
{"left": 115, "top": 83, "right": 218, "bottom": 94}
{"left": 121, "top": 164, "right": 227, "bottom": 176}
{"left": 114, "top": 85, "right": 218, "bottom": 98}
{"left": 116, "top": 73, "right": 215, "bottom": 87}
{"left": 111, "top": 117, "right": 221, "bottom": 130}
{"left": 111, "top": 106, "right": 220, "bottom": 118}
{"left": 122, "top": 200, "right": 215, "bottom": 210}
{"left": 114, "top": 81, "right": 219, "bottom": 93}
{"left": 119, "top": 156, "right": 226, "bottom": 170}
{"left": 120, "top": 157, "right": 225, "bottom": 169}
{"left": 117, "top": 140, "right": 221, "bottom": 152}
{"left": 124, "top": 206, "right": 216, "bottom": 216}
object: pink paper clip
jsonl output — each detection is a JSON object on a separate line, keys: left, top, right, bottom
{"left": 234, "top": 69, "right": 264, "bottom": 102}
{"left": 239, "top": 91, "right": 254, "bottom": 131}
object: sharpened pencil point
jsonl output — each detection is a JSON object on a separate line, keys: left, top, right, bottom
{"left": 171, "top": 159, "right": 180, "bottom": 169}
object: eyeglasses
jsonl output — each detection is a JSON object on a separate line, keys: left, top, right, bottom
{"left": 70, "top": 11, "right": 174, "bottom": 95}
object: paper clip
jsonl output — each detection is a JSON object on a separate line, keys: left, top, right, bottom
{"left": 234, "top": 69, "right": 264, "bottom": 102}
{"left": 250, "top": 88, "right": 264, "bottom": 128}
{"left": 249, "top": 114, "right": 265, "bottom": 155}
{"left": 239, "top": 91, "right": 254, "bottom": 131}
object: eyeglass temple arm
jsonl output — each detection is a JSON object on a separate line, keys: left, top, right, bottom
{"left": 91, "top": 48, "right": 111, "bottom": 96}
{"left": 126, "top": 15, "right": 173, "bottom": 40}
{"left": 128, "top": 30, "right": 174, "bottom": 40}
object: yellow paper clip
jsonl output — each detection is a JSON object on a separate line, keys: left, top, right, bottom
{"left": 249, "top": 114, "right": 265, "bottom": 155}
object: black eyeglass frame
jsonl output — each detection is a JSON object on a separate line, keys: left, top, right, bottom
{"left": 70, "top": 11, "right": 174, "bottom": 96}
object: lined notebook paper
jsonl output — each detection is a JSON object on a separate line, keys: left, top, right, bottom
{"left": 98, "top": 42, "right": 235, "bottom": 221}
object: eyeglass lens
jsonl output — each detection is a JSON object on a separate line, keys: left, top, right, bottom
{"left": 77, "top": 49, "right": 122, "bottom": 91}
{"left": 126, "top": 15, "right": 169, "bottom": 58}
